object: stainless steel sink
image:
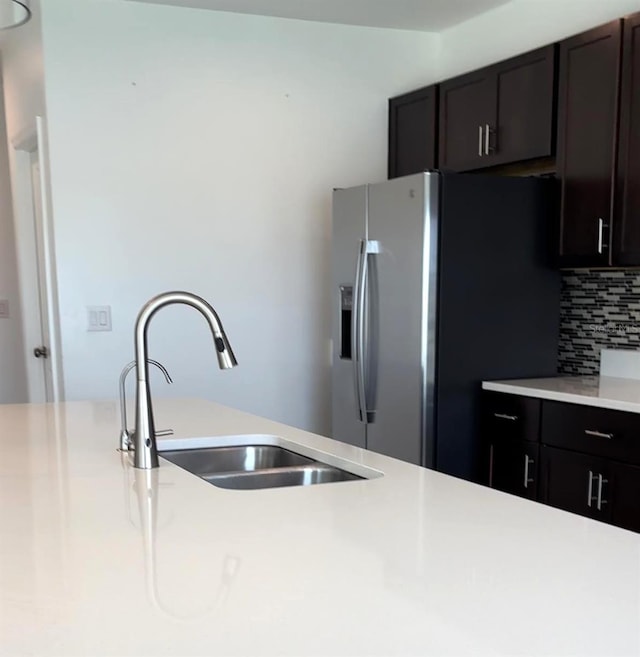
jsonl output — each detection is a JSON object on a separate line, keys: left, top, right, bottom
{"left": 161, "top": 445, "right": 314, "bottom": 475}
{"left": 160, "top": 444, "right": 363, "bottom": 490}
{"left": 203, "top": 464, "right": 361, "bottom": 490}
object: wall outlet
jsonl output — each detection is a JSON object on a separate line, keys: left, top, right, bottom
{"left": 0, "top": 300, "right": 8, "bottom": 319}
{"left": 87, "top": 305, "right": 112, "bottom": 332}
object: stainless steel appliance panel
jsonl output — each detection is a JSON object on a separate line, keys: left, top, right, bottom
{"left": 331, "top": 185, "right": 367, "bottom": 449}
{"left": 365, "top": 173, "right": 439, "bottom": 466}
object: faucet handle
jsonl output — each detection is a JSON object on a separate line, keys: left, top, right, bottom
{"left": 120, "top": 429, "right": 133, "bottom": 452}
{"left": 155, "top": 429, "right": 174, "bottom": 438}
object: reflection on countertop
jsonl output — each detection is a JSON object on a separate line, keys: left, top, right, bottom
{"left": 1, "top": 398, "right": 640, "bottom": 655}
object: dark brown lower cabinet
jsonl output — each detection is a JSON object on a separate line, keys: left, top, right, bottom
{"left": 482, "top": 392, "right": 640, "bottom": 533}
{"left": 540, "top": 446, "right": 611, "bottom": 523}
{"left": 490, "top": 437, "right": 539, "bottom": 500}
{"left": 610, "top": 462, "right": 640, "bottom": 533}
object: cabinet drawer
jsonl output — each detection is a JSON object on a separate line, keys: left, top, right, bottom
{"left": 482, "top": 391, "right": 541, "bottom": 442}
{"left": 541, "top": 401, "right": 640, "bottom": 464}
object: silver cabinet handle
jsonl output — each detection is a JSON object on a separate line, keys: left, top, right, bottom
{"left": 587, "top": 470, "right": 595, "bottom": 508}
{"left": 597, "top": 474, "right": 608, "bottom": 511}
{"left": 485, "top": 123, "right": 492, "bottom": 155}
{"left": 523, "top": 455, "right": 534, "bottom": 489}
{"left": 494, "top": 413, "right": 518, "bottom": 421}
{"left": 597, "top": 218, "right": 606, "bottom": 254}
{"left": 584, "top": 429, "right": 614, "bottom": 440}
{"left": 478, "top": 126, "right": 483, "bottom": 157}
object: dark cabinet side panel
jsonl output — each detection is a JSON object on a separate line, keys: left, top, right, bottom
{"left": 557, "top": 21, "right": 622, "bottom": 267}
{"left": 388, "top": 86, "right": 438, "bottom": 179}
{"left": 615, "top": 12, "right": 640, "bottom": 265}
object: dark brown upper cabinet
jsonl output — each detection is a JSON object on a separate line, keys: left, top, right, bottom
{"left": 438, "top": 45, "right": 556, "bottom": 172}
{"left": 388, "top": 85, "right": 438, "bottom": 179}
{"left": 557, "top": 20, "right": 622, "bottom": 267}
{"left": 438, "top": 69, "right": 494, "bottom": 171}
{"left": 615, "top": 12, "right": 640, "bottom": 266}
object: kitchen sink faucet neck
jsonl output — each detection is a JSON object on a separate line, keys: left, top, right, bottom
{"left": 133, "top": 291, "right": 238, "bottom": 470}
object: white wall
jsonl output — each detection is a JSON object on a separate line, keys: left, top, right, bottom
{"left": 0, "top": 0, "right": 46, "bottom": 403}
{"left": 439, "top": 0, "right": 640, "bottom": 78}
{"left": 39, "top": 0, "right": 438, "bottom": 433}
{"left": 0, "top": 84, "right": 26, "bottom": 403}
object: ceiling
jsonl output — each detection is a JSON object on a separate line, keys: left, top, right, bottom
{"left": 130, "top": 0, "right": 513, "bottom": 32}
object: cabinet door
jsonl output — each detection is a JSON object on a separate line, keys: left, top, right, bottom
{"left": 557, "top": 21, "right": 622, "bottom": 267}
{"left": 492, "top": 46, "right": 556, "bottom": 166}
{"left": 540, "top": 446, "right": 611, "bottom": 523}
{"left": 615, "top": 12, "right": 640, "bottom": 265}
{"left": 490, "top": 439, "right": 539, "bottom": 500}
{"left": 611, "top": 462, "right": 640, "bottom": 533}
{"left": 388, "top": 86, "right": 438, "bottom": 179}
{"left": 438, "top": 71, "right": 495, "bottom": 172}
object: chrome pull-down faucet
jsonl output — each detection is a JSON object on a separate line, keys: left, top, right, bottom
{"left": 132, "top": 291, "right": 238, "bottom": 470}
{"left": 119, "top": 359, "right": 173, "bottom": 452}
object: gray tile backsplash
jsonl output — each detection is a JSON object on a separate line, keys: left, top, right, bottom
{"left": 559, "top": 270, "right": 640, "bottom": 375}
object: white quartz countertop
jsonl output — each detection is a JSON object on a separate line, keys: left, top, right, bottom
{"left": 2, "top": 398, "right": 640, "bottom": 656}
{"left": 483, "top": 375, "right": 640, "bottom": 413}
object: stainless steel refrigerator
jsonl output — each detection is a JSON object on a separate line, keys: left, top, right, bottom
{"left": 331, "top": 172, "right": 559, "bottom": 482}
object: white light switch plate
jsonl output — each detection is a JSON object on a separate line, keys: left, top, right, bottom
{"left": 0, "top": 300, "right": 8, "bottom": 319}
{"left": 87, "top": 305, "right": 112, "bottom": 332}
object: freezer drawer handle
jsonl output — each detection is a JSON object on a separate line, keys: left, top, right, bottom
{"left": 584, "top": 429, "right": 614, "bottom": 440}
{"left": 494, "top": 413, "right": 518, "bottom": 421}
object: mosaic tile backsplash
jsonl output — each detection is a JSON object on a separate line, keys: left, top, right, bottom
{"left": 559, "top": 270, "right": 640, "bottom": 375}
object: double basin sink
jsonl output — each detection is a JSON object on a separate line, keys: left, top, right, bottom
{"left": 160, "top": 444, "right": 365, "bottom": 490}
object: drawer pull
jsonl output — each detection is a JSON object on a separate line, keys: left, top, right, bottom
{"left": 584, "top": 429, "right": 614, "bottom": 440}
{"left": 494, "top": 413, "right": 518, "bottom": 421}
{"left": 523, "top": 455, "right": 534, "bottom": 489}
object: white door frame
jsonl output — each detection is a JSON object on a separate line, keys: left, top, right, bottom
{"left": 12, "top": 116, "right": 64, "bottom": 402}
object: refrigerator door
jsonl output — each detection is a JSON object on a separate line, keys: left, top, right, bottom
{"left": 331, "top": 185, "right": 367, "bottom": 449}
{"left": 365, "top": 173, "right": 439, "bottom": 466}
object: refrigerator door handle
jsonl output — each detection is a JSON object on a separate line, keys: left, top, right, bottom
{"left": 352, "top": 240, "right": 367, "bottom": 423}
{"left": 353, "top": 239, "right": 380, "bottom": 424}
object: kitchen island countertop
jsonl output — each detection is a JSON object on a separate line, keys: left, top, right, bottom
{"left": 2, "top": 397, "right": 639, "bottom": 656}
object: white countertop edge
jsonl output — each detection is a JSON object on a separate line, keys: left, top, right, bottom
{"left": 482, "top": 379, "right": 640, "bottom": 413}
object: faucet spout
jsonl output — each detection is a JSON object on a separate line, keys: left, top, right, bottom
{"left": 133, "top": 291, "right": 238, "bottom": 469}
